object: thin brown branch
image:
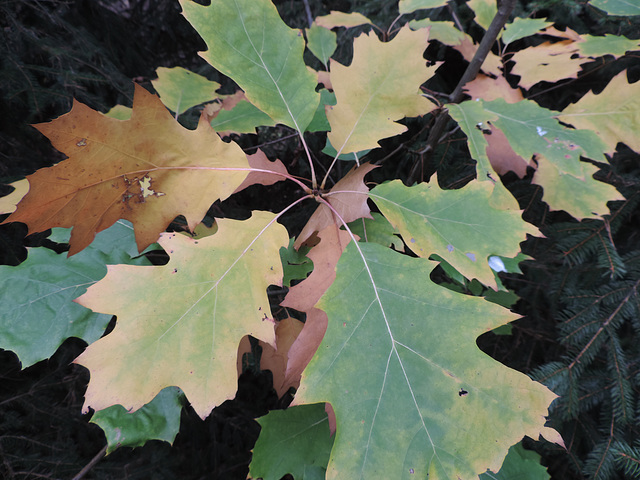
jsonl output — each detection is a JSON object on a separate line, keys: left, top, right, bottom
{"left": 407, "top": 0, "right": 517, "bottom": 184}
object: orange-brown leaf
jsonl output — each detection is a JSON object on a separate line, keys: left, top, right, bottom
{"left": 286, "top": 308, "right": 329, "bottom": 400}
{"left": 283, "top": 225, "right": 352, "bottom": 313}
{"left": 464, "top": 73, "right": 523, "bottom": 103}
{"left": 294, "top": 163, "right": 376, "bottom": 249}
{"left": 4, "top": 85, "right": 248, "bottom": 255}
{"left": 233, "top": 149, "right": 288, "bottom": 194}
{"left": 237, "top": 317, "right": 305, "bottom": 398}
{"left": 453, "top": 36, "right": 502, "bottom": 77}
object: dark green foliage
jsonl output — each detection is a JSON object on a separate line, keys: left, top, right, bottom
{"left": 515, "top": 158, "right": 640, "bottom": 479}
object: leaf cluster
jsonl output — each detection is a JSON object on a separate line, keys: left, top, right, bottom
{"left": 1, "top": 0, "right": 639, "bottom": 479}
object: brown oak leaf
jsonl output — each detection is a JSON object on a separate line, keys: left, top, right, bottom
{"left": 237, "top": 317, "right": 305, "bottom": 398}
{"left": 4, "top": 84, "right": 249, "bottom": 255}
{"left": 294, "top": 163, "right": 377, "bottom": 249}
{"left": 281, "top": 225, "right": 351, "bottom": 393}
{"left": 233, "top": 149, "right": 289, "bottom": 194}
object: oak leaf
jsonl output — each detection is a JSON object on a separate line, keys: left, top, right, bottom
{"left": 152, "top": 66, "right": 221, "bottom": 115}
{"left": 285, "top": 225, "right": 352, "bottom": 312}
{"left": 0, "top": 221, "right": 147, "bottom": 368}
{"left": 282, "top": 226, "right": 351, "bottom": 390}
{"left": 0, "top": 179, "right": 29, "bottom": 215}
{"left": 557, "top": 71, "right": 640, "bottom": 154}
{"left": 533, "top": 155, "right": 624, "bottom": 219}
{"left": 295, "top": 163, "right": 376, "bottom": 249}
{"left": 237, "top": 317, "right": 304, "bottom": 397}
{"left": 326, "top": 26, "right": 437, "bottom": 155}
{"left": 399, "top": 0, "right": 448, "bottom": 14}
{"left": 74, "top": 212, "right": 289, "bottom": 418}
{"left": 370, "top": 179, "right": 539, "bottom": 288}
{"left": 306, "top": 23, "right": 337, "bottom": 68}
{"left": 295, "top": 242, "right": 561, "bottom": 479}
{"left": 510, "top": 40, "right": 583, "bottom": 89}
{"left": 315, "top": 11, "right": 372, "bottom": 29}
{"left": 232, "top": 149, "right": 288, "bottom": 194}
{"left": 181, "top": 0, "right": 319, "bottom": 132}
{"left": 3, "top": 85, "right": 249, "bottom": 255}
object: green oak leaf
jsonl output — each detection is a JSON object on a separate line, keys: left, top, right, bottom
{"left": 280, "top": 238, "right": 313, "bottom": 287}
{"left": 479, "top": 442, "right": 550, "bottom": 480}
{"left": 370, "top": 180, "right": 538, "bottom": 289}
{"left": 307, "top": 89, "right": 336, "bottom": 133}
{"left": 0, "top": 221, "right": 150, "bottom": 368}
{"left": 91, "top": 386, "right": 184, "bottom": 454}
{"left": 472, "top": 98, "right": 609, "bottom": 177}
{"left": 447, "top": 101, "right": 498, "bottom": 181}
{"left": 152, "top": 66, "right": 221, "bottom": 115}
{"left": 295, "top": 242, "right": 560, "bottom": 480}
{"left": 306, "top": 23, "right": 337, "bottom": 68}
{"left": 502, "top": 18, "right": 553, "bottom": 45}
{"left": 399, "top": 0, "right": 448, "bottom": 14}
{"left": 210, "top": 100, "right": 276, "bottom": 134}
{"left": 408, "top": 20, "right": 466, "bottom": 45}
{"left": 589, "top": 0, "right": 640, "bottom": 16}
{"left": 180, "top": 0, "right": 320, "bottom": 132}
{"left": 347, "top": 212, "right": 403, "bottom": 250}
{"left": 576, "top": 34, "right": 640, "bottom": 58}
{"left": 467, "top": 0, "right": 496, "bottom": 31}
{"left": 250, "top": 404, "right": 334, "bottom": 480}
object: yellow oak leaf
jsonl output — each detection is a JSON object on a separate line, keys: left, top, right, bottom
{"left": 315, "top": 11, "right": 372, "bottom": 29}
{"left": 510, "top": 39, "right": 583, "bottom": 89}
{"left": 74, "top": 212, "right": 289, "bottom": 418}
{"left": 533, "top": 155, "right": 624, "bottom": 219}
{"left": 452, "top": 35, "right": 503, "bottom": 77}
{"left": 326, "top": 26, "right": 437, "bottom": 155}
{"left": 0, "top": 179, "right": 29, "bottom": 215}
{"left": 3, "top": 85, "right": 249, "bottom": 255}
{"left": 558, "top": 71, "right": 640, "bottom": 154}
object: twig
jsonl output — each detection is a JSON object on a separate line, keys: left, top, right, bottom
{"left": 72, "top": 445, "right": 107, "bottom": 480}
{"left": 407, "top": 0, "right": 517, "bottom": 185}
{"left": 302, "top": 0, "right": 313, "bottom": 27}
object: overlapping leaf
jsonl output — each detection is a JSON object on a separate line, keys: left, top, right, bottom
{"left": 590, "top": 0, "right": 640, "bottom": 16}
{"left": 152, "top": 66, "right": 221, "bottom": 115}
{"left": 326, "top": 26, "right": 437, "bottom": 155}
{"left": 306, "top": 23, "right": 337, "bottom": 68}
{"left": 295, "top": 242, "right": 561, "bottom": 479}
{"left": 450, "top": 98, "right": 623, "bottom": 218}
{"left": 91, "top": 386, "right": 184, "bottom": 454}
{"left": 370, "top": 180, "right": 538, "bottom": 288}
{"left": 533, "top": 155, "right": 623, "bottom": 219}
{"left": 237, "top": 317, "right": 304, "bottom": 397}
{"left": 558, "top": 71, "right": 640, "bottom": 154}
{"left": 295, "top": 163, "right": 377, "bottom": 248}
{"left": 74, "top": 212, "right": 288, "bottom": 418}
{"left": 250, "top": 404, "right": 334, "bottom": 480}
{"left": 0, "top": 221, "right": 149, "bottom": 368}
{"left": 3, "top": 85, "right": 249, "bottom": 255}
{"left": 315, "top": 11, "right": 372, "bottom": 29}
{"left": 398, "top": 0, "right": 448, "bottom": 14}
{"left": 180, "top": 0, "right": 319, "bottom": 132}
